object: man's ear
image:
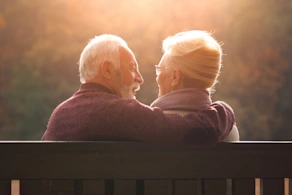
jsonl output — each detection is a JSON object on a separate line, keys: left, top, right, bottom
{"left": 171, "top": 69, "right": 182, "bottom": 88}
{"left": 100, "top": 60, "right": 114, "bottom": 79}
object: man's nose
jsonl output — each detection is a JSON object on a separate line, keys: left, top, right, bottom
{"left": 136, "top": 71, "right": 144, "bottom": 84}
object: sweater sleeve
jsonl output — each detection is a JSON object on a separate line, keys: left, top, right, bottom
{"left": 101, "top": 99, "right": 234, "bottom": 146}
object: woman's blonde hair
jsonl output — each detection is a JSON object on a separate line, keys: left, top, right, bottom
{"left": 162, "top": 30, "right": 222, "bottom": 92}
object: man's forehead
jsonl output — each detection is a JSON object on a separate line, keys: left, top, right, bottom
{"left": 119, "top": 46, "right": 138, "bottom": 66}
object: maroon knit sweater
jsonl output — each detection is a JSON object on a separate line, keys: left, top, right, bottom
{"left": 41, "top": 83, "right": 234, "bottom": 146}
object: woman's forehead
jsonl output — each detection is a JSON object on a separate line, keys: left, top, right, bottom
{"left": 159, "top": 54, "right": 171, "bottom": 67}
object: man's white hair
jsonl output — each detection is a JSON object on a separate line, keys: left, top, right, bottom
{"left": 78, "top": 34, "right": 129, "bottom": 83}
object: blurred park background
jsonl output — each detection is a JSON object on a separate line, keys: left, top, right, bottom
{"left": 0, "top": 0, "right": 291, "bottom": 141}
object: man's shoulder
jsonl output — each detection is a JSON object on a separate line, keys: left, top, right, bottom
{"left": 55, "top": 90, "right": 143, "bottom": 111}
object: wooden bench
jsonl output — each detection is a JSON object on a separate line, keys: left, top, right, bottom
{"left": 0, "top": 141, "right": 291, "bottom": 195}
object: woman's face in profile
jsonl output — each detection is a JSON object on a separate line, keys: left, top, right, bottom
{"left": 156, "top": 56, "right": 174, "bottom": 98}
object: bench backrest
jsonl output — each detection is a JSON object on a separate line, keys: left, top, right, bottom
{"left": 0, "top": 141, "right": 291, "bottom": 195}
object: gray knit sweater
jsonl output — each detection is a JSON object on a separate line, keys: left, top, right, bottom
{"left": 151, "top": 88, "right": 239, "bottom": 142}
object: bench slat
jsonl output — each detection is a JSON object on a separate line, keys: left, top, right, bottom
{"left": 289, "top": 178, "right": 292, "bottom": 195}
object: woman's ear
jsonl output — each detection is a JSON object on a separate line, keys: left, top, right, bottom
{"left": 171, "top": 69, "right": 182, "bottom": 88}
{"left": 100, "top": 60, "right": 114, "bottom": 79}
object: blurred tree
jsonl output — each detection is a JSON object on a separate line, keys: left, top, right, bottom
{"left": 214, "top": 0, "right": 291, "bottom": 140}
{"left": 0, "top": 0, "right": 81, "bottom": 139}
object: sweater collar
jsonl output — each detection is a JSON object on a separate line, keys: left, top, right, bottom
{"left": 78, "top": 83, "right": 116, "bottom": 95}
{"left": 150, "top": 88, "right": 212, "bottom": 111}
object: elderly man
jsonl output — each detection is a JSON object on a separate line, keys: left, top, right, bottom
{"left": 41, "top": 34, "right": 234, "bottom": 146}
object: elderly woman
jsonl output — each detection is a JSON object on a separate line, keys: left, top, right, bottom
{"left": 151, "top": 30, "right": 239, "bottom": 141}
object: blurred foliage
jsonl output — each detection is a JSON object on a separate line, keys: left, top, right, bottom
{"left": 0, "top": 0, "right": 291, "bottom": 140}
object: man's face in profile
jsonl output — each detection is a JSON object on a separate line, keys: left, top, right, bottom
{"left": 114, "top": 47, "right": 144, "bottom": 99}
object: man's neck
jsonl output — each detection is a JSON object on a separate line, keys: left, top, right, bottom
{"left": 85, "top": 77, "right": 121, "bottom": 97}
